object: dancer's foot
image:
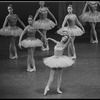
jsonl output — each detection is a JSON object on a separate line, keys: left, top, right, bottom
{"left": 32, "top": 67, "right": 36, "bottom": 71}
{"left": 71, "top": 55, "right": 76, "bottom": 59}
{"left": 46, "top": 45, "right": 49, "bottom": 51}
{"left": 41, "top": 46, "right": 47, "bottom": 51}
{"left": 57, "top": 89, "right": 62, "bottom": 94}
{"left": 9, "top": 54, "right": 13, "bottom": 59}
{"left": 27, "top": 67, "right": 34, "bottom": 72}
{"left": 44, "top": 86, "right": 50, "bottom": 95}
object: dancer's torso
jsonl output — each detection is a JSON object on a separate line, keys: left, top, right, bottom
{"left": 66, "top": 14, "right": 76, "bottom": 27}
{"left": 87, "top": 1, "right": 98, "bottom": 12}
{"left": 7, "top": 14, "right": 18, "bottom": 27}
{"left": 38, "top": 7, "right": 48, "bottom": 19}
{"left": 54, "top": 42, "right": 64, "bottom": 57}
{"left": 26, "top": 26, "right": 36, "bottom": 39}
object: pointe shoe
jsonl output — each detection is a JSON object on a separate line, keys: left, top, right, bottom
{"left": 44, "top": 87, "right": 50, "bottom": 95}
{"left": 57, "top": 89, "right": 62, "bottom": 94}
{"left": 41, "top": 47, "right": 47, "bottom": 51}
{"left": 46, "top": 46, "right": 49, "bottom": 51}
{"left": 27, "top": 67, "right": 33, "bottom": 72}
{"left": 71, "top": 56, "right": 76, "bottom": 59}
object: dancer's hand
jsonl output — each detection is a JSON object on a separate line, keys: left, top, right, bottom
{"left": 18, "top": 42, "right": 22, "bottom": 49}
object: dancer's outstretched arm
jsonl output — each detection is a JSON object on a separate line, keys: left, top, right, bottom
{"left": 33, "top": 9, "right": 39, "bottom": 21}
{"left": 18, "top": 26, "right": 28, "bottom": 48}
{"left": 62, "top": 15, "right": 68, "bottom": 27}
{"left": 63, "top": 36, "right": 71, "bottom": 49}
{"left": 82, "top": 1, "right": 88, "bottom": 14}
{"left": 17, "top": 15, "right": 25, "bottom": 28}
{"left": 3, "top": 16, "right": 8, "bottom": 28}
{"left": 75, "top": 15, "right": 85, "bottom": 32}
{"left": 47, "top": 37, "right": 59, "bottom": 44}
{"left": 47, "top": 8, "right": 57, "bottom": 25}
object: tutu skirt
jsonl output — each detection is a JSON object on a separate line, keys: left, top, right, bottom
{"left": 57, "top": 26, "right": 83, "bottom": 36}
{"left": 21, "top": 38, "right": 43, "bottom": 48}
{"left": 0, "top": 26, "right": 23, "bottom": 37}
{"left": 34, "top": 18, "right": 56, "bottom": 30}
{"left": 43, "top": 55, "right": 74, "bottom": 68}
{"left": 79, "top": 11, "right": 100, "bottom": 22}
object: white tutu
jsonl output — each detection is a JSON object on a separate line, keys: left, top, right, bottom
{"left": 34, "top": 18, "right": 56, "bottom": 30}
{"left": 57, "top": 26, "right": 83, "bottom": 36}
{"left": 43, "top": 55, "right": 74, "bottom": 68}
{"left": 21, "top": 38, "right": 43, "bottom": 48}
{"left": 79, "top": 11, "right": 100, "bottom": 22}
{"left": 0, "top": 26, "right": 23, "bottom": 37}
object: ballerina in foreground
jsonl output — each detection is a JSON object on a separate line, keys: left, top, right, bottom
{"left": 43, "top": 34, "right": 75, "bottom": 95}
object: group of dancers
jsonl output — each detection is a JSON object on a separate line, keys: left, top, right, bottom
{"left": 0, "top": 1, "right": 100, "bottom": 95}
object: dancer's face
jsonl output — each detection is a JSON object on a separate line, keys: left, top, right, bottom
{"left": 8, "top": 7, "right": 13, "bottom": 14}
{"left": 28, "top": 18, "right": 33, "bottom": 25}
{"left": 67, "top": 7, "right": 73, "bottom": 13}
{"left": 61, "top": 36, "right": 68, "bottom": 44}
{"left": 39, "top": 1, "right": 45, "bottom": 7}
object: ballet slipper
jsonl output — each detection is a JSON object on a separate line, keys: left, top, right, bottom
{"left": 57, "top": 89, "right": 62, "bottom": 94}
{"left": 44, "top": 87, "right": 50, "bottom": 95}
{"left": 71, "top": 55, "right": 76, "bottom": 59}
{"left": 46, "top": 45, "right": 49, "bottom": 51}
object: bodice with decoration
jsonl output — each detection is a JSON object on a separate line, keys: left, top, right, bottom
{"left": 87, "top": 1, "right": 98, "bottom": 12}
{"left": 66, "top": 14, "right": 76, "bottom": 27}
{"left": 38, "top": 7, "right": 48, "bottom": 19}
{"left": 7, "top": 14, "right": 18, "bottom": 27}
{"left": 26, "top": 26, "right": 36, "bottom": 39}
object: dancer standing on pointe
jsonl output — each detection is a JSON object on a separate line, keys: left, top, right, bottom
{"left": 19, "top": 15, "right": 46, "bottom": 72}
{"left": 0, "top": 4, "right": 25, "bottom": 59}
{"left": 57, "top": 5, "right": 85, "bottom": 59}
{"left": 80, "top": 1, "right": 100, "bottom": 43}
{"left": 43, "top": 35, "right": 74, "bottom": 95}
{"left": 34, "top": 1, "right": 57, "bottom": 51}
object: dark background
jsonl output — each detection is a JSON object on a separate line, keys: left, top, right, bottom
{"left": 0, "top": 1, "right": 100, "bottom": 58}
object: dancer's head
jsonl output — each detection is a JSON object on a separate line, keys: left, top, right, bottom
{"left": 28, "top": 15, "right": 33, "bottom": 25}
{"left": 39, "top": 1, "right": 45, "bottom": 7}
{"left": 67, "top": 5, "right": 73, "bottom": 13}
{"left": 61, "top": 35, "right": 69, "bottom": 44}
{"left": 8, "top": 4, "right": 13, "bottom": 14}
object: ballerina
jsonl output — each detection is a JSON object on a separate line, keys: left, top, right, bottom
{"left": 57, "top": 5, "right": 85, "bottom": 59}
{"left": 34, "top": 1, "right": 57, "bottom": 51}
{"left": 0, "top": 4, "right": 25, "bottom": 59}
{"left": 43, "top": 35, "right": 74, "bottom": 95}
{"left": 80, "top": 1, "right": 100, "bottom": 43}
{"left": 19, "top": 15, "right": 46, "bottom": 72}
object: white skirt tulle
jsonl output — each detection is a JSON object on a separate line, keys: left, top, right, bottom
{"left": 57, "top": 26, "right": 83, "bottom": 36}
{"left": 0, "top": 26, "right": 23, "bottom": 37}
{"left": 34, "top": 18, "right": 56, "bottom": 30}
{"left": 43, "top": 55, "right": 74, "bottom": 68}
{"left": 79, "top": 11, "right": 100, "bottom": 22}
{"left": 21, "top": 38, "right": 43, "bottom": 48}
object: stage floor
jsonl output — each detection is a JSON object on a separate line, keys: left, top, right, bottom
{"left": 0, "top": 40, "right": 100, "bottom": 99}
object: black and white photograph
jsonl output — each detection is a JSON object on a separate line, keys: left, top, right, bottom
{"left": 0, "top": 0, "right": 100, "bottom": 99}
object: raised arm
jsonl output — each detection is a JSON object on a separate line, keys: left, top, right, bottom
{"left": 82, "top": 1, "right": 88, "bottom": 14}
{"left": 47, "top": 37, "right": 58, "bottom": 44}
{"left": 17, "top": 15, "right": 25, "bottom": 28}
{"left": 33, "top": 9, "right": 39, "bottom": 21}
{"left": 62, "top": 15, "right": 68, "bottom": 27}
{"left": 63, "top": 36, "right": 71, "bottom": 49}
{"left": 75, "top": 15, "right": 85, "bottom": 32}
{"left": 47, "top": 8, "right": 57, "bottom": 25}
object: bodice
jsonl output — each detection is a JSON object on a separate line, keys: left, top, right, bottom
{"left": 88, "top": 2, "right": 98, "bottom": 12}
{"left": 26, "top": 26, "right": 36, "bottom": 38}
{"left": 54, "top": 43, "right": 64, "bottom": 57}
{"left": 8, "top": 14, "right": 17, "bottom": 27}
{"left": 66, "top": 14, "right": 76, "bottom": 27}
{"left": 38, "top": 7, "right": 48, "bottom": 19}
